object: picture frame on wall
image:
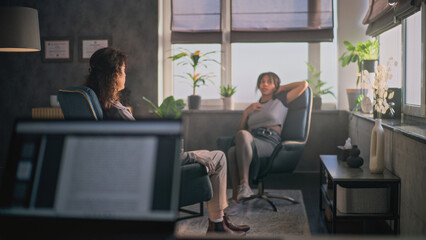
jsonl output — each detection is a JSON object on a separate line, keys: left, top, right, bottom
{"left": 79, "top": 37, "right": 112, "bottom": 61}
{"left": 42, "top": 38, "right": 73, "bottom": 62}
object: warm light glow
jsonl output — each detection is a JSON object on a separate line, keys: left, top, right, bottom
{"left": 0, "top": 48, "right": 40, "bottom": 52}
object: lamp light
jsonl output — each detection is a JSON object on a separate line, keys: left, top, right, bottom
{"left": 0, "top": 7, "right": 41, "bottom": 52}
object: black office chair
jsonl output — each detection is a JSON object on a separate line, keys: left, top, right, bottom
{"left": 58, "top": 86, "right": 213, "bottom": 220}
{"left": 217, "top": 87, "right": 312, "bottom": 211}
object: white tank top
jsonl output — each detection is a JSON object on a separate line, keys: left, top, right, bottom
{"left": 247, "top": 98, "right": 288, "bottom": 131}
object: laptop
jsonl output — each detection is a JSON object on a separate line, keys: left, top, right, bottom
{"left": 0, "top": 120, "right": 182, "bottom": 237}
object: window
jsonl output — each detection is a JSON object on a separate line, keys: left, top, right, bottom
{"left": 365, "top": 0, "right": 425, "bottom": 118}
{"left": 161, "top": 0, "right": 336, "bottom": 108}
{"left": 232, "top": 43, "right": 308, "bottom": 103}
{"left": 401, "top": 5, "right": 426, "bottom": 118}
{"left": 404, "top": 11, "right": 422, "bottom": 106}
{"left": 320, "top": 41, "right": 337, "bottom": 104}
{"left": 172, "top": 44, "right": 221, "bottom": 100}
{"left": 379, "top": 25, "right": 402, "bottom": 88}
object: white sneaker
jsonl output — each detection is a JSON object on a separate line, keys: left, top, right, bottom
{"left": 224, "top": 199, "right": 241, "bottom": 216}
{"left": 237, "top": 184, "right": 254, "bottom": 201}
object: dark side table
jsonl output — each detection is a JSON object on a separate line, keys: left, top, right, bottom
{"left": 319, "top": 155, "right": 400, "bottom": 234}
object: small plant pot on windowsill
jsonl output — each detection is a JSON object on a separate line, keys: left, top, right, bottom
{"left": 346, "top": 88, "right": 363, "bottom": 111}
{"left": 188, "top": 95, "right": 201, "bottom": 110}
{"left": 223, "top": 97, "right": 234, "bottom": 110}
{"left": 313, "top": 96, "right": 322, "bottom": 110}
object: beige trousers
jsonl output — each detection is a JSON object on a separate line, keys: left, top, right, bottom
{"left": 190, "top": 150, "right": 228, "bottom": 219}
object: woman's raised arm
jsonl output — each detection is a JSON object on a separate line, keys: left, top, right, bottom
{"left": 276, "top": 81, "right": 308, "bottom": 104}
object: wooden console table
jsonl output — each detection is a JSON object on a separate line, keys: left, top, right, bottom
{"left": 32, "top": 107, "right": 64, "bottom": 119}
{"left": 319, "top": 155, "right": 400, "bottom": 234}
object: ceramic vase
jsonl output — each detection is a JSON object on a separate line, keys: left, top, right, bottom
{"left": 369, "top": 119, "right": 384, "bottom": 173}
{"left": 223, "top": 97, "right": 234, "bottom": 110}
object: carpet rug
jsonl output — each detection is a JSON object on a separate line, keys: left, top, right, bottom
{"left": 175, "top": 189, "right": 311, "bottom": 237}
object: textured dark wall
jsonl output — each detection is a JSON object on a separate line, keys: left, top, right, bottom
{"left": 0, "top": 0, "right": 158, "bottom": 166}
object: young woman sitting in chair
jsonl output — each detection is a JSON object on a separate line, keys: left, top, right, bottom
{"left": 227, "top": 72, "right": 307, "bottom": 206}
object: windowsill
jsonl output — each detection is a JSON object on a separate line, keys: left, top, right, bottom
{"left": 182, "top": 101, "right": 337, "bottom": 111}
{"left": 183, "top": 109, "right": 243, "bottom": 113}
{"left": 352, "top": 112, "right": 426, "bottom": 143}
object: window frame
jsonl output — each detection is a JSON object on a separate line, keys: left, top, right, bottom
{"left": 159, "top": 0, "right": 334, "bottom": 109}
{"left": 401, "top": 3, "right": 426, "bottom": 118}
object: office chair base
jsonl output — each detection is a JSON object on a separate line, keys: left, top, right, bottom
{"left": 243, "top": 181, "right": 299, "bottom": 212}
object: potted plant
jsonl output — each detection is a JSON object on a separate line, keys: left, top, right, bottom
{"left": 170, "top": 49, "right": 219, "bottom": 110}
{"left": 143, "top": 96, "right": 185, "bottom": 119}
{"left": 220, "top": 84, "right": 237, "bottom": 110}
{"left": 339, "top": 39, "right": 379, "bottom": 111}
{"left": 305, "top": 63, "right": 335, "bottom": 110}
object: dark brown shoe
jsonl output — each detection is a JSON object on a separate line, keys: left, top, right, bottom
{"left": 207, "top": 219, "right": 245, "bottom": 236}
{"left": 223, "top": 213, "right": 250, "bottom": 232}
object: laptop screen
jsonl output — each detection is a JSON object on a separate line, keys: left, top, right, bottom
{"left": 0, "top": 120, "right": 182, "bottom": 224}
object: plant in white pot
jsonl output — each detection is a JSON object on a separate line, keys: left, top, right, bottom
{"left": 220, "top": 85, "right": 237, "bottom": 110}
{"left": 339, "top": 39, "right": 379, "bottom": 111}
{"left": 170, "top": 49, "right": 219, "bottom": 110}
{"left": 305, "top": 63, "right": 335, "bottom": 110}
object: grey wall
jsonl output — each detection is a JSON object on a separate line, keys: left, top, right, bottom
{"left": 0, "top": 0, "right": 158, "bottom": 166}
{"left": 349, "top": 116, "right": 426, "bottom": 235}
{"left": 183, "top": 110, "right": 349, "bottom": 172}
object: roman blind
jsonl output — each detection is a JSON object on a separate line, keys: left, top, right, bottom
{"left": 171, "top": 0, "right": 222, "bottom": 43}
{"left": 363, "top": 0, "right": 422, "bottom": 36}
{"left": 231, "top": 0, "right": 334, "bottom": 42}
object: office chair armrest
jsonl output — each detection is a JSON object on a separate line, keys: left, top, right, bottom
{"left": 281, "top": 140, "right": 306, "bottom": 151}
{"left": 181, "top": 162, "right": 208, "bottom": 176}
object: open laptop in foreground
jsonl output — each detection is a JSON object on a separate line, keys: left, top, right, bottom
{"left": 0, "top": 120, "right": 182, "bottom": 238}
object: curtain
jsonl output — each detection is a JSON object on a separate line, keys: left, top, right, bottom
{"left": 171, "top": 0, "right": 221, "bottom": 43}
{"left": 231, "top": 0, "right": 334, "bottom": 42}
{"left": 363, "top": 0, "right": 422, "bottom": 36}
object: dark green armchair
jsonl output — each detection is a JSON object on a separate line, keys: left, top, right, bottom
{"left": 58, "top": 86, "right": 212, "bottom": 219}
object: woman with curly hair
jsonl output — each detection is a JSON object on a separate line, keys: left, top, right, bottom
{"left": 85, "top": 47, "right": 134, "bottom": 120}
{"left": 83, "top": 47, "right": 249, "bottom": 235}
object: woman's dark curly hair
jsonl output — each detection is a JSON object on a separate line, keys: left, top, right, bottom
{"left": 85, "top": 47, "right": 127, "bottom": 109}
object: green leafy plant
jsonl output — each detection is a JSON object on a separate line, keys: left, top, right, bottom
{"left": 170, "top": 49, "right": 219, "bottom": 95}
{"left": 143, "top": 96, "right": 185, "bottom": 119}
{"left": 219, "top": 85, "right": 237, "bottom": 97}
{"left": 305, "top": 63, "right": 335, "bottom": 98}
{"left": 338, "top": 39, "right": 379, "bottom": 86}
